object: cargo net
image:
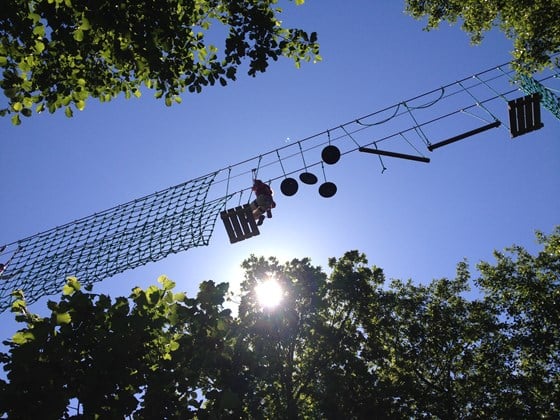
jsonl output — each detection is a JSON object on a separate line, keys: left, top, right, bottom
{"left": 520, "top": 75, "right": 560, "bottom": 120}
{"left": 0, "top": 172, "right": 228, "bottom": 312}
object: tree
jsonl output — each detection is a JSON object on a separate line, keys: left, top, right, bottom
{"left": 0, "top": 276, "right": 238, "bottom": 418}
{"left": 404, "top": 0, "right": 560, "bottom": 75}
{"left": 475, "top": 227, "right": 560, "bottom": 417}
{"left": 1, "top": 228, "right": 559, "bottom": 418}
{"left": 0, "top": 0, "right": 320, "bottom": 124}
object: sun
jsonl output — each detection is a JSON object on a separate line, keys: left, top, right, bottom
{"left": 255, "top": 277, "right": 283, "bottom": 309}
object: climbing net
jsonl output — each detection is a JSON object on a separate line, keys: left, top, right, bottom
{"left": 0, "top": 172, "right": 229, "bottom": 312}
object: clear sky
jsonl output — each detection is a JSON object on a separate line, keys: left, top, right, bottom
{"left": 1, "top": 0, "right": 559, "bottom": 340}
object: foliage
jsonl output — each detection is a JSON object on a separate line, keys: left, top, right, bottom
{"left": 0, "top": 275, "right": 236, "bottom": 418}
{"left": 0, "top": 0, "right": 319, "bottom": 124}
{"left": 1, "top": 228, "right": 559, "bottom": 418}
{"left": 404, "top": 0, "right": 560, "bottom": 75}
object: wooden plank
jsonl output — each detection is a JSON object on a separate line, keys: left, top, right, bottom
{"left": 243, "top": 204, "right": 260, "bottom": 238}
{"left": 515, "top": 97, "right": 527, "bottom": 135}
{"left": 428, "top": 121, "right": 501, "bottom": 151}
{"left": 531, "top": 93, "right": 544, "bottom": 130}
{"left": 508, "top": 99, "right": 520, "bottom": 137}
{"left": 229, "top": 208, "right": 245, "bottom": 240}
{"left": 359, "top": 147, "right": 430, "bottom": 163}
{"left": 524, "top": 96, "right": 534, "bottom": 129}
{"left": 221, "top": 210, "right": 238, "bottom": 243}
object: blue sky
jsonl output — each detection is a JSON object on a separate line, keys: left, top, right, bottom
{"left": 1, "top": 0, "right": 559, "bottom": 337}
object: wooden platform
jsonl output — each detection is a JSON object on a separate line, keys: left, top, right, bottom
{"left": 508, "top": 93, "right": 544, "bottom": 138}
{"left": 221, "top": 204, "right": 260, "bottom": 243}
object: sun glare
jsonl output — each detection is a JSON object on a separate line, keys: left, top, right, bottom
{"left": 255, "top": 277, "right": 283, "bottom": 309}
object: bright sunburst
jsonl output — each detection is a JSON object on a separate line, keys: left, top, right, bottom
{"left": 255, "top": 277, "right": 283, "bottom": 309}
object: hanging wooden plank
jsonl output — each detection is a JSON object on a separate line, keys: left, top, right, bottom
{"left": 359, "top": 147, "right": 430, "bottom": 163}
{"left": 428, "top": 120, "right": 501, "bottom": 151}
{"left": 508, "top": 93, "right": 544, "bottom": 138}
{"left": 221, "top": 204, "right": 260, "bottom": 244}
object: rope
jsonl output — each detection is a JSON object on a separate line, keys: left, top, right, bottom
{"left": 0, "top": 173, "right": 226, "bottom": 312}
{"left": 457, "top": 80, "right": 500, "bottom": 123}
{"left": 402, "top": 101, "right": 431, "bottom": 147}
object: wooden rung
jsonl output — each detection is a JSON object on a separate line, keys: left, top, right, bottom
{"left": 221, "top": 204, "right": 260, "bottom": 244}
{"left": 508, "top": 93, "right": 544, "bottom": 138}
{"left": 428, "top": 120, "right": 501, "bottom": 151}
{"left": 359, "top": 147, "right": 430, "bottom": 163}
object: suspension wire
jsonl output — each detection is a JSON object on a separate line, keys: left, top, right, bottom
{"left": 356, "top": 103, "right": 400, "bottom": 127}
{"left": 372, "top": 142, "right": 387, "bottom": 173}
{"left": 224, "top": 167, "right": 232, "bottom": 209}
{"left": 402, "top": 101, "right": 431, "bottom": 148}
{"left": 399, "top": 132, "right": 426, "bottom": 158}
{"left": 341, "top": 125, "right": 361, "bottom": 148}
{"left": 457, "top": 80, "right": 500, "bottom": 123}
{"left": 475, "top": 71, "right": 509, "bottom": 102}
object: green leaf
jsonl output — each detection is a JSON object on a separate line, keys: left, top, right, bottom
{"left": 33, "top": 25, "right": 45, "bottom": 37}
{"left": 11, "top": 114, "right": 21, "bottom": 125}
{"left": 73, "top": 29, "right": 84, "bottom": 42}
{"left": 80, "top": 17, "right": 91, "bottom": 31}
{"left": 76, "top": 100, "right": 85, "bottom": 110}
{"left": 28, "top": 13, "right": 41, "bottom": 23}
{"left": 11, "top": 299, "right": 26, "bottom": 312}
{"left": 158, "top": 275, "right": 176, "bottom": 291}
{"left": 12, "top": 102, "right": 23, "bottom": 112}
{"left": 56, "top": 312, "right": 72, "bottom": 324}
{"left": 12, "top": 331, "right": 34, "bottom": 345}
{"left": 65, "top": 106, "right": 73, "bottom": 118}
{"left": 66, "top": 276, "right": 81, "bottom": 292}
{"left": 0, "top": 56, "right": 6, "bottom": 66}
{"left": 34, "top": 41, "right": 45, "bottom": 54}
{"left": 295, "top": 0, "right": 305, "bottom": 4}
{"left": 62, "top": 284, "right": 74, "bottom": 295}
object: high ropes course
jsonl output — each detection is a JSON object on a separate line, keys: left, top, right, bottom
{"left": 1, "top": 59, "right": 559, "bottom": 313}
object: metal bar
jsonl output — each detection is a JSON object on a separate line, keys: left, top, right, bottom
{"left": 359, "top": 147, "right": 430, "bottom": 163}
{"left": 428, "top": 120, "right": 501, "bottom": 151}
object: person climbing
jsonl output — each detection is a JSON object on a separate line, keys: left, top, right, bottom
{"left": 251, "top": 179, "right": 275, "bottom": 226}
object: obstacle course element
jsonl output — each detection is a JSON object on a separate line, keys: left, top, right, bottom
{"left": 0, "top": 173, "right": 227, "bottom": 312}
{"left": 359, "top": 147, "right": 430, "bottom": 163}
{"left": 508, "top": 93, "right": 544, "bottom": 138}
{"left": 1, "top": 58, "right": 558, "bottom": 313}
{"left": 520, "top": 75, "right": 560, "bottom": 120}
{"left": 428, "top": 121, "right": 502, "bottom": 151}
{"left": 221, "top": 204, "right": 260, "bottom": 243}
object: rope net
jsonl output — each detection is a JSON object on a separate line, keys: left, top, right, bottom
{"left": 520, "top": 75, "right": 560, "bottom": 120}
{"left": 0, "top": 172, "right": 227, "bottom": 312}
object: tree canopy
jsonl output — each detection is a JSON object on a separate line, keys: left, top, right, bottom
{"left": 0, "top": 0, "right": 319, "bottom": 124}
{"left": 404, "top": 0, "right": 560, "bottom": 75}
{"left": 1, "top": 227, "right": 559, "bottom": 418}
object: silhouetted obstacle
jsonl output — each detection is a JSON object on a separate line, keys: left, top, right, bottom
{"left": 2, "top": 57, "right": 558, "bottom": 313}
{"left": 221, "top": 204, "right": 260, "bottom": 243}
{"left": 359, "top": 147, "right": 430, "bottom": 163}
{"left": 427, "top": 121, "right": 502, "bottom": 151}
{"left": 508, "top": 93, "right": 544, "bottom": 138}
